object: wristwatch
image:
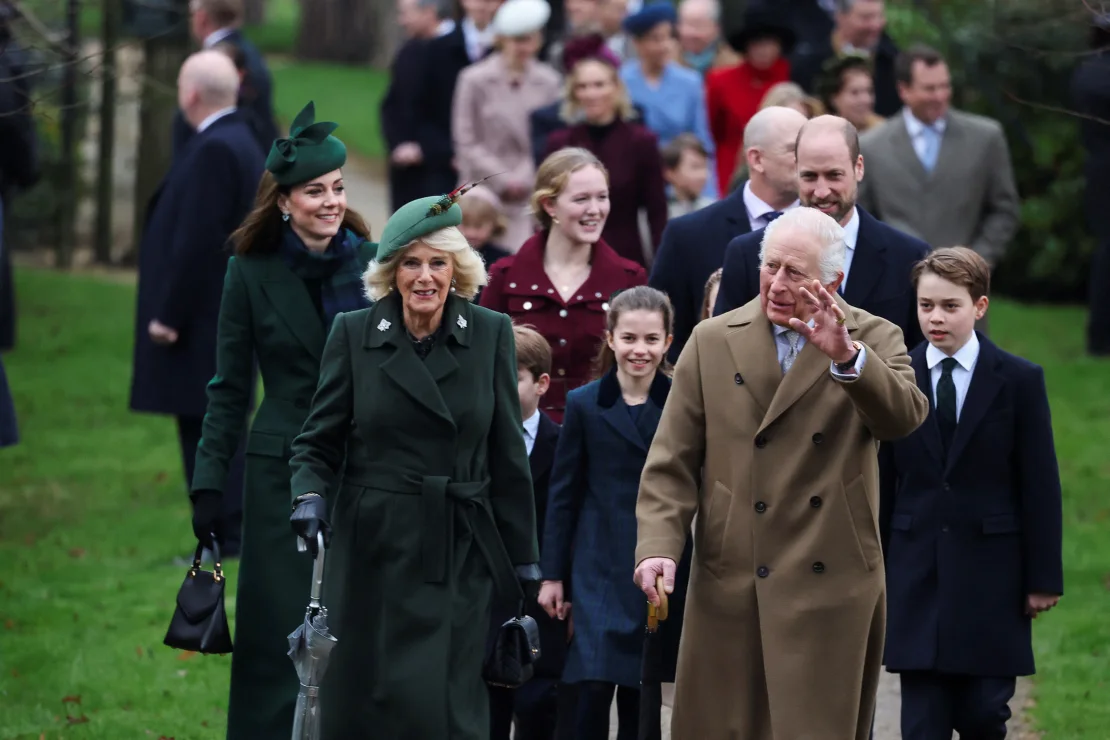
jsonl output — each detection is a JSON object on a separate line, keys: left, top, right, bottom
{"left": 834, "top": 342, "right": 862, "bottom": 373}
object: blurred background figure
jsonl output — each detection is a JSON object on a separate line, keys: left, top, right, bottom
{"left": 453, "top": 0, "right": 562, "bottom": 249}
{"left": 458, "top": 184, "right": 512, "bottom": 303}
{"left": 597, "top": 0, "right": 632, "bottom": 61}
{"left": 546, "top": 0, "right": 601, "bottom": 70}
{"left": 760, "top": 80, "right": 824, "bottom": 118}
{"left": 662, "top": 133, "right": 714, "bottom": 218}
{"left": 700, "top": 266, "right": 721, "bottom": 322}
{"left": 816, "top": 52, "right": 883, "bottom": 132}
{"left": 675, "top": 0, "right": 738, "bottom": 77}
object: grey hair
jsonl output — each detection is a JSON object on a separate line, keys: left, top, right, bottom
{"left": 679, "top": 0, "right": 720, "bottom": 23}
{"left": 759, "top": 208, "right": 846, "bottom": 285}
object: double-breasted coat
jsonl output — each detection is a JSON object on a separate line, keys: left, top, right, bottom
{"left": 542, "top": 369, "right": 689, "bottom": 687}
{"left": 635, "top": 296, "right": 929, "bottom": 739}
{"left": 479, "top": 232, "right": 647, "bottom": 422}
{"left": 288, "top": 293, "right": 538, "bottom": 740}
{"left": 452, "top": 53, "right": 562, "bottom": 250}
{"left": 189, "top": 241, "right": 375, "bottom": 739}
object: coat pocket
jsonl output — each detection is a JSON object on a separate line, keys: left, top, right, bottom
{"left": 843, "top": 475, "right": 882, "bottom": 572}
{"left": 697, "top": 480, "right": 733, "bottom": 576}
{"left": 246, "top": 431, "right": 287, "bottom": 458}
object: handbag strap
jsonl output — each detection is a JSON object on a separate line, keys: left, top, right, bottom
{"left": 189, "top": 540, "right": 225, "bottom": 583}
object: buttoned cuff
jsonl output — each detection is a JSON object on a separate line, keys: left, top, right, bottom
{"left": 830, "top": 345, "right": 867, "bottom": 381}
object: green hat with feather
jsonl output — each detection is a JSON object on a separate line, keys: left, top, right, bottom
{"left": 376, "top": 175, "right": 505, "bottom": 262}
{"left": 265, "top": 102, "right": 347, "bottom": 186}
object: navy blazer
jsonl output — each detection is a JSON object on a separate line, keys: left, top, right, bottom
{"left": 130, "top": 112, "right": 265, "bottom": 418}
{"left": 880, "top": 335, "right": 1064, "bottom": 677}
{"left": 649, "top": 184, "right": 752, "bottom": 362}
{"left": 713, "top": 207, "right": 928, "bottom": 350}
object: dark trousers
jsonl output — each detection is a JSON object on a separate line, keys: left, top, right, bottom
{"left": 1087, "top": 235, "right": 1110, "bottom": 354}
{"left": 176, "top": 415, "right": 245, "bottom": 553}
{"left": 575, "top": 681, "right": 639, "bottom": 740}
{"left": 900, "top": 671, "right": 1016, "bottom": 740}
{"left": 489, "top": 680, "right": 560, "bottom": 740}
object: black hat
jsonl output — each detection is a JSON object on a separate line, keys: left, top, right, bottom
{"left": 727, "top": 9, "right": 796, "bottom": 56}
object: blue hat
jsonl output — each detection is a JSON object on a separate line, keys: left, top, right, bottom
{"left": 622, "top": 2, "right": 677, "bottom": 38}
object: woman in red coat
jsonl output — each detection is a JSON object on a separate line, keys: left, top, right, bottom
{"left": 480, "top": 147, "right": 646, "bottom": 422}
{"left": 706, "top": 10, "right": 795, "bottom": 194}
{"left": 543, "top": 34, "right": 668, "bottom": 267}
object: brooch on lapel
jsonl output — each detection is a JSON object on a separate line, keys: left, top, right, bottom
{"left": 377, "top": 319, "right": 391, "bottom": 332}
{"left": 456, "top": 315, "right": 467, "bottom": 329}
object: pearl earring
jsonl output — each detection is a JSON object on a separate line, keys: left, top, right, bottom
{"left": 450, "top": 278, "right": 457, "bottom": 293}
{"left": 282, "top": 212, "right": 290, "bottom": 222}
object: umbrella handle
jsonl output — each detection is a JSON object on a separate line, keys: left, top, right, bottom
{"left": 308, "top": 532, "right": 326, "bottom": 608}
{"left": 648, "top": 574, "right": 669, "bottom": 623}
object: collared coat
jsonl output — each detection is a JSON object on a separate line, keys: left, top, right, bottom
{"left": 189, "top": 241, "right": 376, "bottom": 739}
{"left": 453, "top": 53, "right": 562, "bottom": 250}
{"left": 635, "top": 295, "right": 929, "bottom": 740}
{"left": 478, "top": 232, "right": 647, "bottom": 422}
{"left": 288, "top": 292, "right": 538, "bottom": 740}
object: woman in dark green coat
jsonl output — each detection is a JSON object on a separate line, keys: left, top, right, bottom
{"left": 288, "top": 190, "right": 541, "bottom": 739}
{"left": 188, "top": 102, "right": 376, "bottom": 740}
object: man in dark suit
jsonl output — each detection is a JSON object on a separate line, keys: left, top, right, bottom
{"left": 173, "top": 0, "right": 278, "bottom": 158}
{"left": 715, "top": 115, "right": 927, "bottom": 351}
{"left": 882, "top": 247, "right": 1063, "bottom": 739}
{"left": 650, "top": 105, "right": 807, "bottom": 362}
{"left": 130, "top": 51, "right": 265, "bottom": 557}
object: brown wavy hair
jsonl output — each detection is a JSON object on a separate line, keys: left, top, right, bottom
{"left": 229, "top": 171, "right": 372, "bottom": 255}
{"left": 593, "top": 285, "right": 675, "bottom": 379}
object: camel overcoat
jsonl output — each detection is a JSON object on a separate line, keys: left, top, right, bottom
{"left": 635, "top": 295, "right": 929, "bottom": 740}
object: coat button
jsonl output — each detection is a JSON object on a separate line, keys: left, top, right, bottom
{"left": 941, "top": 524, "right": 950, "bottom": 533}
{"left": 559, "top": 338, "right": 567, "bottom": 346}
{"left": 812, "top": 562, "right": 825, "bottom": 574}
{"left": 522, "top": 301, "right": 533, "bottom": 310}
{"left": 812, "top": 432, "right": 824, "bottom": 445}
{"left": 942, "top": 482, "right": 951, "bottom": 491}
{"left": 810, "top": 496, "right": 822, "bottom": 508}
{"left": 557, "top": 369, "right": 566, "bottom": 376}
{"left": 531, "top": 284, "right": 539, "bottom": 290}
{"left": 602, "top": 302, "right": 610, "bottom": 311}
{"left": 754, "top": 501, "right": 767, "bottom": 513}
{"left": 755, "top": 435, "right": 767, "bottom": 448}
{"left": 577, "top": 295, "right": 583, "bottom": 300}
{"left": 595, "top": 292, "right": 602, "bottom": 297}
{"left": 559, "top": 309, "right": 568, "bottom": 318}
{"left": 734, "top": 373, "right": 744, "bottom": 385}
{"left": 548, "top": 288, "right": 554, "bottom": 294}
{"left": 757, "top": 566, "right": 769, "bottom": 578}
{"left": 509, "top": 282, "right": 517, "bottom": 288}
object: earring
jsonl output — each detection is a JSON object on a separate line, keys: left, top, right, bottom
{"left": 552, "top": 217, "right": 560, "bottom": 225}
{"left": 450, "top": 277, "right": 457, "bottom": 293}
{"left": 281, "top": 212, "right": 290, "bottom": 222}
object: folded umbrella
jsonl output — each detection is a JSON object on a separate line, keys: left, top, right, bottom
{"left": 638, "top": 574, "right": 670, "bottom": 740}
{"left": 288, "top": 533, "right": 338, "bottom": 740}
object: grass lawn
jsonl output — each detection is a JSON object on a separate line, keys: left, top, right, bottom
{"left": 1, "top": 268, "right": 1108, "bottom": 737}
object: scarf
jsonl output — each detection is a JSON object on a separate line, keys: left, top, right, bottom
{"left": 683, "top": 45, "right": 718, "bottom": 76}
{"left": 279, "top": 225, "right": 370, "bottom": 327}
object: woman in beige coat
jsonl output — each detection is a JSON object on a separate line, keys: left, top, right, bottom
{"left": 452, "top": 0, "right": 562, "bottom": 251}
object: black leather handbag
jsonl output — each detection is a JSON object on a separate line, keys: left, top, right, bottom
{"left": 483, "top": 603, "right": 541, "bottom": 688}
{"left": 163, "top": 541, "right": 233, "bottom": 655}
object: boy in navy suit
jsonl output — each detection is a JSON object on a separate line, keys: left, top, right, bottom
{"left": 882, "top": 247, "right": 1064, "bottom": 740}
{"left": 489, "top": 325, "right": 568, "bottom": 740}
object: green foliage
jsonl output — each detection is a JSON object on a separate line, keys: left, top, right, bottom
{"left": 242, "top": 0, "right": 300, "bottom": 55}
{"left": 885, "top": 0, "right": 1096, "bottom": 302}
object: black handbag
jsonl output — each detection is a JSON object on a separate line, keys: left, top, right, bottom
{"left": 163, "top": 541, "right": 233, "bottom": 655}
{"left": 483, "top": 602, "right": 541, "bottom": 688}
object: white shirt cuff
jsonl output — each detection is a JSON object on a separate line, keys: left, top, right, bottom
{"left": 830, "top": 345, "right": 867, "bottom": 381}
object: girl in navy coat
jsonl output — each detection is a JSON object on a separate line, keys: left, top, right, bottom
{"left": 538, "top": 285, "right": 683, "bottom": 740}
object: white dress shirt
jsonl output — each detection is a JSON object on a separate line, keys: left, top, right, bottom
{"left": 839, "top": 207, "right": 861, "bottom": 293}
{"left": 903, "top": 107, "right": 948, "bottom": 164}
{"left": 461, "top": 17, "right": 496, "bottom": 62}
{"left": 926, "top": 332, "right": 980, "bottom": 420}
{"left": 773, "top": 322, "right": 867, "bottom": 380}
{"left": 743, "top": 181, "right": 799, "bottom": 232}
{"left": 203, "top": 27, "right": 235, "bottom": 49}
{"left": 197, "top": 106, "right": 237, "bottom": 133}
{"left": 436, "top": 19, "right": 457, "bottom": 37}
{"left": 522, "top": 409, "right": 540, "bottom": 457}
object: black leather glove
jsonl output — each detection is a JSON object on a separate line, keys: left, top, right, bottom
{"left": 515, "top": 563, "right": 543, "bottom": 602}
{"left": 190, "top": 490, "right": 224, "bottom": 549}
{"left": 290, "top": 494, "right": 331, "bottom": 556}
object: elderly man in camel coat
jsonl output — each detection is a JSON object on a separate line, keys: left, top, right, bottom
{"left": 634, "top": 207, "right": 929, "bottom": 739}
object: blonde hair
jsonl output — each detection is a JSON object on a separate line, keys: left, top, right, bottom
{"left": 363, "top": 226, "right": 488, "bottom": 301}
{"left": 460, "top": 191, "right": 507, "bottom": 240}
{"left": 760, "top": 82, "right": 825, "bottom": 118}
{"left": 559, "top": 59, "right": 637, "bottom": 123}
{"left": 531, "top": 148, "right": 609, "bottom": 231}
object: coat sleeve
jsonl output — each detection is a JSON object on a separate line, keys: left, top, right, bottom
{"left": 288, "top": 314, "right": 355, "bottom": 502}
{"left": 539, "top": 390, "right": 588, "bottom": 581}
{"left": 1015, "top": 364, "right": 1064, "bottom": 596}
{"left": 833, "top": 315, "right": 929, "bottom": 441}
{"left": 156, "top": 140, "right": 240, "bottom": 331}
{"left": 638, "top": 133, "right": 670, "bottom": 253}
{"left": 635, "top": 327, "right": 707, "bottom": 565}
{"left": 971, "top": 124, "right": 1021, "bottom": 266}
{"left": 487, "top": 313, "right": 540, "bottom": 564}
{"left": 649, "top": 220, "right": 696, "bottom": 363}
{"left": 191, "top": 258, "right": 253, "bottom": 495}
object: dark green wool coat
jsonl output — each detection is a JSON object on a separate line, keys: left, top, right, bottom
{"left": 190, "top": 240, "right": 376, "bottom": 740}
{"left": 288, "top": 292, "right": 539, "bottom": 740}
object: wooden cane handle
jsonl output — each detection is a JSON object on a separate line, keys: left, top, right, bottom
{"left": 655, "top": 574, "right": 669, "bottom": 621}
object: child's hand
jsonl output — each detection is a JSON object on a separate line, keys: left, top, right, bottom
{"left": 537, "top": 580, "right": 565, "bottom": 620}
{"left": 1026, "top": 593, "right": 1060, "bottom": 618}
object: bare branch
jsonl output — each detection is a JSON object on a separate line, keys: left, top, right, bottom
{"left": 1002, "top": 88, "right": 1110, "bottom": 126}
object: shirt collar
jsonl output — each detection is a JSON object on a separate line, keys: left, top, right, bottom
{"left": 436, "top": 18, "right": 456, "bottom": 37}
{"left": 462, "top": 17, "right": 496, "bottom": 54}
{"left": 903, "top": 107, "right": 947, "bottom": 137}
{"left": 842, "top": 207, "right": 860, "bottom": 251}
{"left": 743, "top": 181, "right": 797, "bottom": 223}
{"left": 926, "top": 331, "right": 980, "bottom": 371}
{"left": 203, "top": 27, "right": 235, "bottom": 48}
{"left": 197, "top": 106, "right": 237, "bottom": 133}
{"left": 773, "top": 319, "right": 813, "bottom": 337}
{"left": 522, "top": 409, "right": 540, "bottom": 438}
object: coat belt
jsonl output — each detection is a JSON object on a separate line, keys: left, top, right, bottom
{"left": 342, "top": 464, "right": 524, "bottom": 603}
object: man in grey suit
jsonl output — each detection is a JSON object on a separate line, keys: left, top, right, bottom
{"left": 858, "top": 45, "right": 1019, "bottom": 332}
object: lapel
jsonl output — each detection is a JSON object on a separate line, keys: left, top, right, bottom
{"left": 841, "top": 209, "right": 885, "bottom": 307}
{"left": 595, "top": 369, "right": 670, "bottom": 452}
{"left": 890, "top": 113, "right": 929, "bottom": 187}
{"left": 758, "top": 293, "right": 862, "bottom": 434}
{"left": 258, "top": 255, "right": 328, "bottom": 360}
{"left": 363, "top": 293, "right": 474, "bottom": 428}
{"left": 529, "top": 412, "right": 558, "bottom": 482}
{"left": 724, "top": 301, "right": 783, "bottom": 420}
{"left": 911, "top": 346, "right": 945, "bottom": 464}
{"left": 721, "top": 185, "right": 752, "bottom": 236}
{"left": 944, "top": 334, "right": 1003, "bottom": 474}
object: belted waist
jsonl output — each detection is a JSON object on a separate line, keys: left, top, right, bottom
{"left": 342, "top": 464, "right": 523, "bottom": 603}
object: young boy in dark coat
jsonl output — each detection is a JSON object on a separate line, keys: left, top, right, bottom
{"left": 488, "top": 324, "right": 567, "bottom": 740}
{"left": 881, "top": 247, "right": 1064, "bottom": 740}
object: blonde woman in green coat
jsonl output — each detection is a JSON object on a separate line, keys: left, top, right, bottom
{"left": 188, "top": 102, "right": 376, "bottom": 740}
{"left": 288, "top": 192, "right": 541, "bottom": 739}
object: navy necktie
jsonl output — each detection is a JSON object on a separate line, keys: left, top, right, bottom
{"left": 765, "top": 211, "right": 783, "bottom": 226}
{"left": 936, "top": 357, "right": 958, "bottom": 451}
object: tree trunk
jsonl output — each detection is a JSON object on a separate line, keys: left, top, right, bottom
{"left": 296, "top": 0, "right": 383, "bottom": 64}
{"left": 244, "top": 0, "right": 266, "bottom": 25}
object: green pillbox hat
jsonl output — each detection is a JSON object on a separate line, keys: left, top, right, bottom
{"left": 376, "top": 194, "right": 464, "bottom": 263}
{"left": 265, "top": 101, "right": 347, "bottom": 186}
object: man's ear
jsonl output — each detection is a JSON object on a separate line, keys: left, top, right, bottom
{"left": 537, "top": 373, "right": 551, "bottom": 396}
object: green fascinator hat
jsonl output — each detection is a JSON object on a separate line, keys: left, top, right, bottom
{"left": 265, "top": 101, "right": 347, "bottom": 186}
{"left": 376, "top": 193, "right": 465, "bottom": 263}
